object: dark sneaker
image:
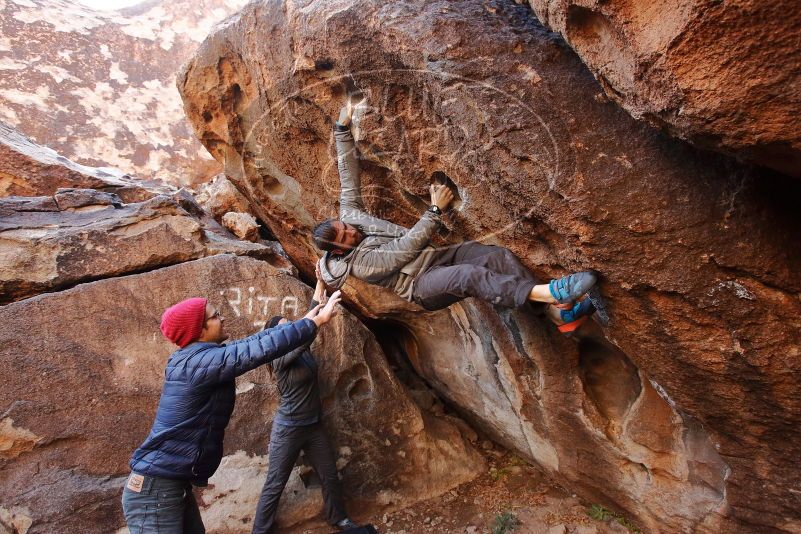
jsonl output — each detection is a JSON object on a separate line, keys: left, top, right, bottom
{"left": 336, "top": 518, "right": 359, "bottom": 530}
{"left": 560, "top": 298, "right": 595, "bottom": 323}
{"left": 549, "top": 270, "right": 598, "bottom": 304}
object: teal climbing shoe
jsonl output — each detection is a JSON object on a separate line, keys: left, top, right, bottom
{"left": 549, "top": 270, "right": 598, "bottom": 304}
{"left": 560, "top": 298, "right": 596, "bottom": 323}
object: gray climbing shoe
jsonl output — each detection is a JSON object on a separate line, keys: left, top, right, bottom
{"left": 587, "top": 286, "right": 609, "bottom": 326}
{"left": 549, "top": 270, "right": 598, "bottom": 304}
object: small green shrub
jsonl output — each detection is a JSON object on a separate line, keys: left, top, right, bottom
{"left": 588, "top": 504, "right": 615, "bottom": 521}
{"left": 489, "top": 466, "right": 510, "bottom": 481}
{"left": 587, "top": 504, "right": 641, "bottom": 533}
{"left": 491, "top": 511, "right": 521, "bottom": 534}
{"left": 506, "top": 455, "right": 527, "bottom": 467}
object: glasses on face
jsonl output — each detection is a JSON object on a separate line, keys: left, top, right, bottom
{"left": 206, "top": 310, "right": 223, "bottom": 322}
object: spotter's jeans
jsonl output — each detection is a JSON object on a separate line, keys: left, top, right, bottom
{"left": 121, "top": 471, "right": 205, "bottom": 534}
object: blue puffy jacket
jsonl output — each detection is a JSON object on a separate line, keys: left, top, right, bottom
{"left": 129, "top": 318, "right": 318, "bottom": 485}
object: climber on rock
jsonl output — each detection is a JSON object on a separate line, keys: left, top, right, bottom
{"left": 122, "top": 290, "right": 342, "bottom": 533}
{"left": 312, "top": 97, "right": 598, "bottom": 333}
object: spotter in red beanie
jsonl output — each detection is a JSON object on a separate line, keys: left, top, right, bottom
{"left": 160, "top": 297, "right": 208, "bottom": 348}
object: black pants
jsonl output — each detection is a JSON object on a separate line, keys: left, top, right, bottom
{"left": 412, "top": 242, "right": 539, "bottom": 310}
{"left": 251, "top": 422, "right": 346, "bottom": 533}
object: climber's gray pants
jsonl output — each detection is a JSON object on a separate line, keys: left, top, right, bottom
{"left": 412, "top": 242, "right": 539, "bottom": 310}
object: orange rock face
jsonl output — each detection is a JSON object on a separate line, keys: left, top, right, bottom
{"left": 526, "top": 0, "right": 801, "bottom": 177}
{"left": 178, "top": 0, "right": 801, "bottom": 532}
{"left": 0, "top": 0, "right": 248, "bottom": 187}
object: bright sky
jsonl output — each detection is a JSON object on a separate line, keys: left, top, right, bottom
{"left": 75, "top": 0, "right": 144, "bottom": 10}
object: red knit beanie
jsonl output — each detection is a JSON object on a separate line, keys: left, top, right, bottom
{"left": 160, "top": 297, "right": 208, "bottom": 347}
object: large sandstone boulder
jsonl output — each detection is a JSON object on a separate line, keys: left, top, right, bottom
{"left": 0, "top": 122, "right": 173, "bottom": 202}
{"left": 0, "top": 0, "right": 248, "bottom": 187}
{"left": 0, "top": 255, "right": 484, "bottom": 533}
{"left": 0, "top": 188, "right": 282, "bottom": 304}
{"left": 525, "top": 0, "right": 801, "bottom": 177}
{"left": 178, "top": 0, "right": 801, "bottom": 532}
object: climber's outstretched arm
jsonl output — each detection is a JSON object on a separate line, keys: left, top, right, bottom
{"left": 335, "top": 98, "right": 365, "bottom": 215}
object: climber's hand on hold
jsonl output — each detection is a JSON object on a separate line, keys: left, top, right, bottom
{"left": 431, "top": 183, "right": 455, "bottom": 211}
{"left": 338, "top": 95, "right": 367, "bottom": 127}
{"left": 308, "top": 290, "right": 342, "bottom": 327}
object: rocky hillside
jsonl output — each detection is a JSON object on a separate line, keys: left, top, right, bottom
{"left": 0, "top": 0, "right": 247, "bottom": 187}
{"left": 177, "top": 0, "right": 801, "bottom": 532}
{"left": 0, "top": 121, "right": 173, "bottom": 199}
